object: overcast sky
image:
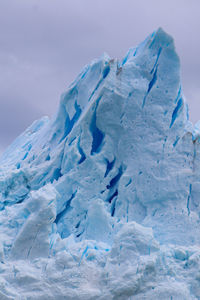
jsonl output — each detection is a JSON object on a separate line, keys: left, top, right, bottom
{"left": 0, "top": 0, "right": 200, "bottom": 152}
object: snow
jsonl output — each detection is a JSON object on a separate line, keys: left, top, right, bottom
{"left": 0, "top": 27, "right": 200, "bottom": 299}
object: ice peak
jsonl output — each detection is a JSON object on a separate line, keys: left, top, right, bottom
{"left": 0, "top": 29, "right": 199, "bottom": 299}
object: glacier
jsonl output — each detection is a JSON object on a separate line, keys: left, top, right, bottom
{"left": 0, "top": 28, "right": 200, "bottom": 299}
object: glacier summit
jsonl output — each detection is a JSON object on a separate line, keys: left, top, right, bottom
{"left": 0, "top": 28, "right": 200, "bottom": 299}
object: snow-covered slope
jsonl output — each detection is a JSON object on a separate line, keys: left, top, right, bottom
{"left": 0, "top": 28, "right": 200, "bottom": 299}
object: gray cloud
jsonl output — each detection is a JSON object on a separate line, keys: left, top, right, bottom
{"left": 0, "top": 0, "right": 200, "bottom": 152}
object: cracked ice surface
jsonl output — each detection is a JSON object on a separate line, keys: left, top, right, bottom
{"left": 0, "top": 28, "right": 200, "bottom": 299}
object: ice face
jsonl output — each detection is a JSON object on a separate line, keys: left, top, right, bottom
{"left": 0, "top": 28, "right": 200, "bottom": 299}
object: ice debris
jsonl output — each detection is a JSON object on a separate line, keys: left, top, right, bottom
{"left": 0, "top": 28, "right": 200, "bottom": 299}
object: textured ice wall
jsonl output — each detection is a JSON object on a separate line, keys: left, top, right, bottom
{"left": 0, "top": 28, "right": 200, "bottom": 299}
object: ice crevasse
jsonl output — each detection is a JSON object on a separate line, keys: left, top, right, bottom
{"left": 0, "top": 28, "right": 200, "bottom": 299}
